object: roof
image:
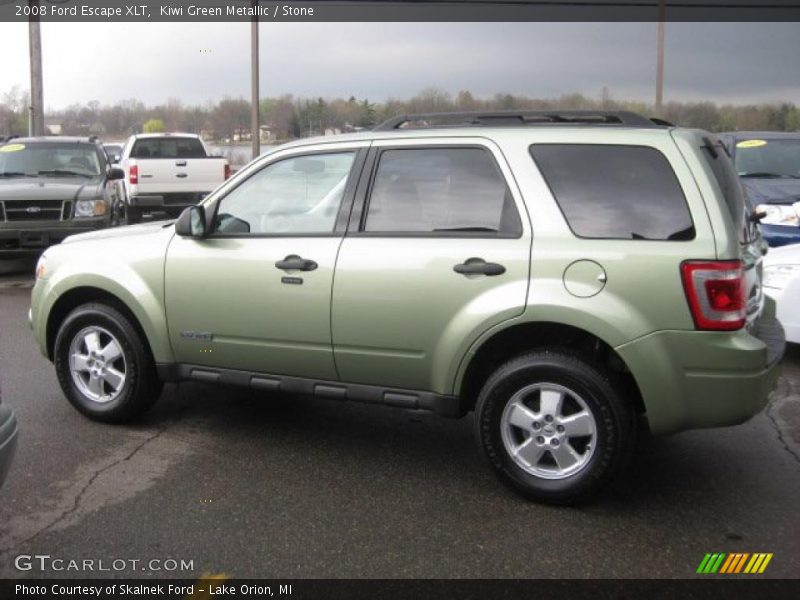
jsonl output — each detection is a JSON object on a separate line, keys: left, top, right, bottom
{"left": 1, "top": 136, "right": 100, "bottom": 144}
{"left": 720, "top": 131, "right": 800, "bottom": 140}
{"left": 130, "top": 133, "right": 202, "bottom": 139}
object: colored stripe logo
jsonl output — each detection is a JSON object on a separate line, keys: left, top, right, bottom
{"left": 697, "top": 552, "right": 773, "bottom": 574}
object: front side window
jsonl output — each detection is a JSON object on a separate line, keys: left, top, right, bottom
{"left": 363, "top": 147, "right": 522, "bottom": 236}
{"left": 213, "top": 152, "right": 355, "bottom": 235}
{"left": 530, "top": 144, "right": 695, "bottom": 241}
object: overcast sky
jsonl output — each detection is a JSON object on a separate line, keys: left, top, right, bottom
{"left": 0, "top": 22, "right": 798, "bottom": 109}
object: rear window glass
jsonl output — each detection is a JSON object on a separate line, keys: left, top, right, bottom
{"left": 530, "top": 144, "right": 694, "bottom": 241}
{"left": 130, "top": 137, "right": 206, "bottom": 159}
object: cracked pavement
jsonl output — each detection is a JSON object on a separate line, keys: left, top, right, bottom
{"left": 1, "top": 275, "right": 799, "bottom": 579}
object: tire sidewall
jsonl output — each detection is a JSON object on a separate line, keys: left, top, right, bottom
{"left": 476, "top": 353, "right": 629, "bottom": 503}
{"left": 54, "top": 304, "right": 145, "bottom": 421}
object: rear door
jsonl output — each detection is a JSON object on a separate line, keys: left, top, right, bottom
{"left": 331, "top": 139, "right": 532, "bottom": 394}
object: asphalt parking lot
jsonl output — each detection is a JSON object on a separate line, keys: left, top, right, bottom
{"left": 0, "top": 259, "right": 799, "bottom": 579}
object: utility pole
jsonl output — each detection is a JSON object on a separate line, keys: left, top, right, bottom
{"left": 655, "top": 0, "right": 665, "bottom": 116}
{"left": 250, "top": 0, "right": 260, "bottom": 158}
{"left": 28, "top": 0, "right": 45, "bottom": 136}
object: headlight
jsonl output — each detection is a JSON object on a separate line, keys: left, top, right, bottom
{"left": 35, "top": 254, "right": 47, "bottom": 280}
{"left": 756, "top": 202, "right": 800, "bottom": 226}
{"left": 763, "top": 264, "right": 800, "bottom": 290}
{"left": 74, "top": 199, "right": 108, "bottom": 218}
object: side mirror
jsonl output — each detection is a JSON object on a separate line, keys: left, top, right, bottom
{"left": 107, "top": 167, "right": 125, "bottom": 180}
{"left": 175, "top": 205, "right": 207, "bottom": 238}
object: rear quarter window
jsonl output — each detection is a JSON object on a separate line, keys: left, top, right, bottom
{"left": 529, "top": 144, "right": 695, "bottom": 241}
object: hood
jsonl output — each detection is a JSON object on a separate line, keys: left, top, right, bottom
{"left": 763, "top": 242, "right": 800, "bottom": 266}
{"left": 0, "top": 176, "right": 103, "bottom": 202}
{"left": 63, "top": 220, "right": 175, "bottom": 244}
{"left": 740, "top": 177, "right": 800, "bottom": 206}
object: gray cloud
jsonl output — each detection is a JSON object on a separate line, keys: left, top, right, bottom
{"left": 0, "top": 21, "right": 797, "bottom": 108}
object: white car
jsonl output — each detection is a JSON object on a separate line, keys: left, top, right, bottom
{"left": 764, "top": 243, "right": 800, "bottom": 343}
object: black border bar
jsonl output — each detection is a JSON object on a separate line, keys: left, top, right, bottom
{"left": 2, "top": 0, "right": 800, "bottom": 22}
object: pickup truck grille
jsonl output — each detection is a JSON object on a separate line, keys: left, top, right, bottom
{"left": 1, "top": 199, "right": 68, "bottom": 222}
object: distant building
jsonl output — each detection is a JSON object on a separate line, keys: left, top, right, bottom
{"left": 44, "top": 117, "right": 62, "bottom": 135}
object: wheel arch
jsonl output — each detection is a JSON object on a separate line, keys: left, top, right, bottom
{"left": 456, "top": 321, "right": 646, "bottom": 419}
{"left": 45, "top": 285, "right": 166, "bottom": 365}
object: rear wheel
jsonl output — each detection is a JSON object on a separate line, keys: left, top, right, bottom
{"left": 474, "top": 350, "right": 634, "bottom": 504}
{"left": 54, "top": 303, "right": 162, "bottom": 423}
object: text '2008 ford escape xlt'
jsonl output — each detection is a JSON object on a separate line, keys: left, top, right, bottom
{"left": 29, "top": 111, "right": 785, "bottom": 503}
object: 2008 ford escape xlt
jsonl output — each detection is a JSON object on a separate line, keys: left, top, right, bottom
{"left": 29, "top": 111, "right": 785, "bottom": 503}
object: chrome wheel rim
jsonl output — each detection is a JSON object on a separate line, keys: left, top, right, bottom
{"left": 68, "top": 326, "right": 127, "bottom": 404}
{"left": 500, "top": 383, "right": 597, "bottom": 480}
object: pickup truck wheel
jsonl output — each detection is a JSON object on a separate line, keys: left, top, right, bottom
{"left": 54, "top": 303, "right": 162, "bottom": 423}
{"left": 474, "top": 351, "right": 633, "bottom": 504}
{"left": 125, "top": 207, "right": 141, "bottom": 225}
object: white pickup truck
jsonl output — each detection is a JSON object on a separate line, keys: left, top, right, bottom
{"left": 119, "top": 133, "right": 230, "bottom": 223}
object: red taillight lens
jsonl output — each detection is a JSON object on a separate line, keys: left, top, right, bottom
{"left": 224, "top": 164, "right": 231, "bottom": 180}
{"left": 681, "top": 260, "right": 745, "bottom": 331}
{"left": 129, "top": 164, "right": 138, "bottom": 185}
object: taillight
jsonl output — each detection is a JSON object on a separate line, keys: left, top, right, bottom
{"left": 224, "top": 163, "right": 231, "bottom": 180}
{"left": 680, "top": 260, "right": 746, "bottom": 331}
{"left": 129, "top": 164, "right": 138, "bottom": 185}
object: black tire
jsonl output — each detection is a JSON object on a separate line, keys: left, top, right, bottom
{"left": 125, "top": 206, "right": 141, "bottom": 225}
{"left": 54, "top": 303, "right": 162, "bottom": 423}
{"left": 474, "top": 350, "right": 634, "bottom": 504}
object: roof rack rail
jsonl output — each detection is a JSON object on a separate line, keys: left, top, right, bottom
{"left": 374, "top": 110, "right": 664, "bottom": 131}
{"left": 1, "top": 135, "right": 19, "bottom": 143}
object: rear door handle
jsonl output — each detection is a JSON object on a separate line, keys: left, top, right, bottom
{"left": 275, "top": 255, "right": 318, "bottom": 272}
{"left": 454, "top": 259, "right": 506, "bottom": 276}
{"left": 176, "top": 173, "right": 188, "bottom": 178}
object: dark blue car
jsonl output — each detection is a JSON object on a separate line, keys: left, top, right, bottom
{"left": 719, "top": 132, "right": 800, "bottom": 247}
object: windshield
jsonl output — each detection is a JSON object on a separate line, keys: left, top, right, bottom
{"left": 734, "top": 138, "right": 800, "bottom": 178}
{"left": 0, "top": 142, "right": 103, "bottom": 177}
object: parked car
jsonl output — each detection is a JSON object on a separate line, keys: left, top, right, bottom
{"left": 118, "top": 133, "right": 230, "bottom": 224}
{"left": 0, "top": 137, "right": 126, "bottom": 257}
{"left": 103, "top": 143, "right": 123, "bottom": 165}
{"left": 719, "top": 132, "right": 800, "bottom": 247}
{"left": 0, "top": 379, "right": 18, "bottom": 488}
{"left": 763, "top": 242, "right": 800, "bottom": 344}
{"left": 30, "top": 111, "right": 785, "bottom": 503}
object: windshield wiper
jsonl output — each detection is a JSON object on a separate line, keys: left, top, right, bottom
{"left": 0, "top": 172, "right": 33, "bottom": 178}
{"left": 37, "top": 169, "right": 93, "bottom": 178}
{"left": 739, "top": 172, "right": 800, "bottom": 179}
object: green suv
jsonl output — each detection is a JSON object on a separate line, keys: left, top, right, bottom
{"left": 29, "top": 111, "right": 785, "bottom": 503}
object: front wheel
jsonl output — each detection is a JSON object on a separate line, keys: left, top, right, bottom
{"left": 474, "top": 351, "right": 634, "bottom": 504}
{"left": 54, "top": 303, "right": 162, "bottom": 423}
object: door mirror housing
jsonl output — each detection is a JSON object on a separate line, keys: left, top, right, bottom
{"left": 176, "top": 205, "right": 207, "bottom": 238}
{"left": 107, "top": 167, "right": 125, "bottom": 180}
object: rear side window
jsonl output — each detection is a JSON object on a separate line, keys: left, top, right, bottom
{"left": 530, "top": 144, "right": 695, "bottom": 241}
{"left": 364, "top": 147, "right": 522, "bottom": 236}
{"left": 130, "top": 137, "right": 206, "bottom": 159}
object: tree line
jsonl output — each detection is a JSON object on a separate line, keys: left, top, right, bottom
{"left": 2, "top": 86, "right": 799, "bottom": 142}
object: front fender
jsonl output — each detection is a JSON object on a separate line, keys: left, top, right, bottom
{"left": 30, "top": 227, "right": 174, "bottom": 364}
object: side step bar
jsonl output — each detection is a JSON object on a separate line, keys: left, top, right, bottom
{"left": 156, "top": 363, "right": 464, "bottom": 418}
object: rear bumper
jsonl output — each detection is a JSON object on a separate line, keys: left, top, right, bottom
{"left": 0, "top": 404, "right": 18, "bottom": 487}
{"left": 617, "top": 309, "right": 785, "bottom": 435}
{"left": 130, "top": 193, "right": 206, "bottom": 214}
{"left": 0, "top": 220, "right": 107, "bottom": 256}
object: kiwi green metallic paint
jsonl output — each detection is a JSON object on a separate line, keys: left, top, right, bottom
{"left": 29, "top": 122, "right": 783, "bottom": 440}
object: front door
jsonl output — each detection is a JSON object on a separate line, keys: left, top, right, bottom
{"left": 165, "top": 145, "right": 366, "bottom": 380}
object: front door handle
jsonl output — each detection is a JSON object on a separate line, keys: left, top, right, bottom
{"left": 275, "top": 255, "right": 318, "bottom": 272}
{"left": 454, "top": 259, "right": 506, "bottom": 276}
